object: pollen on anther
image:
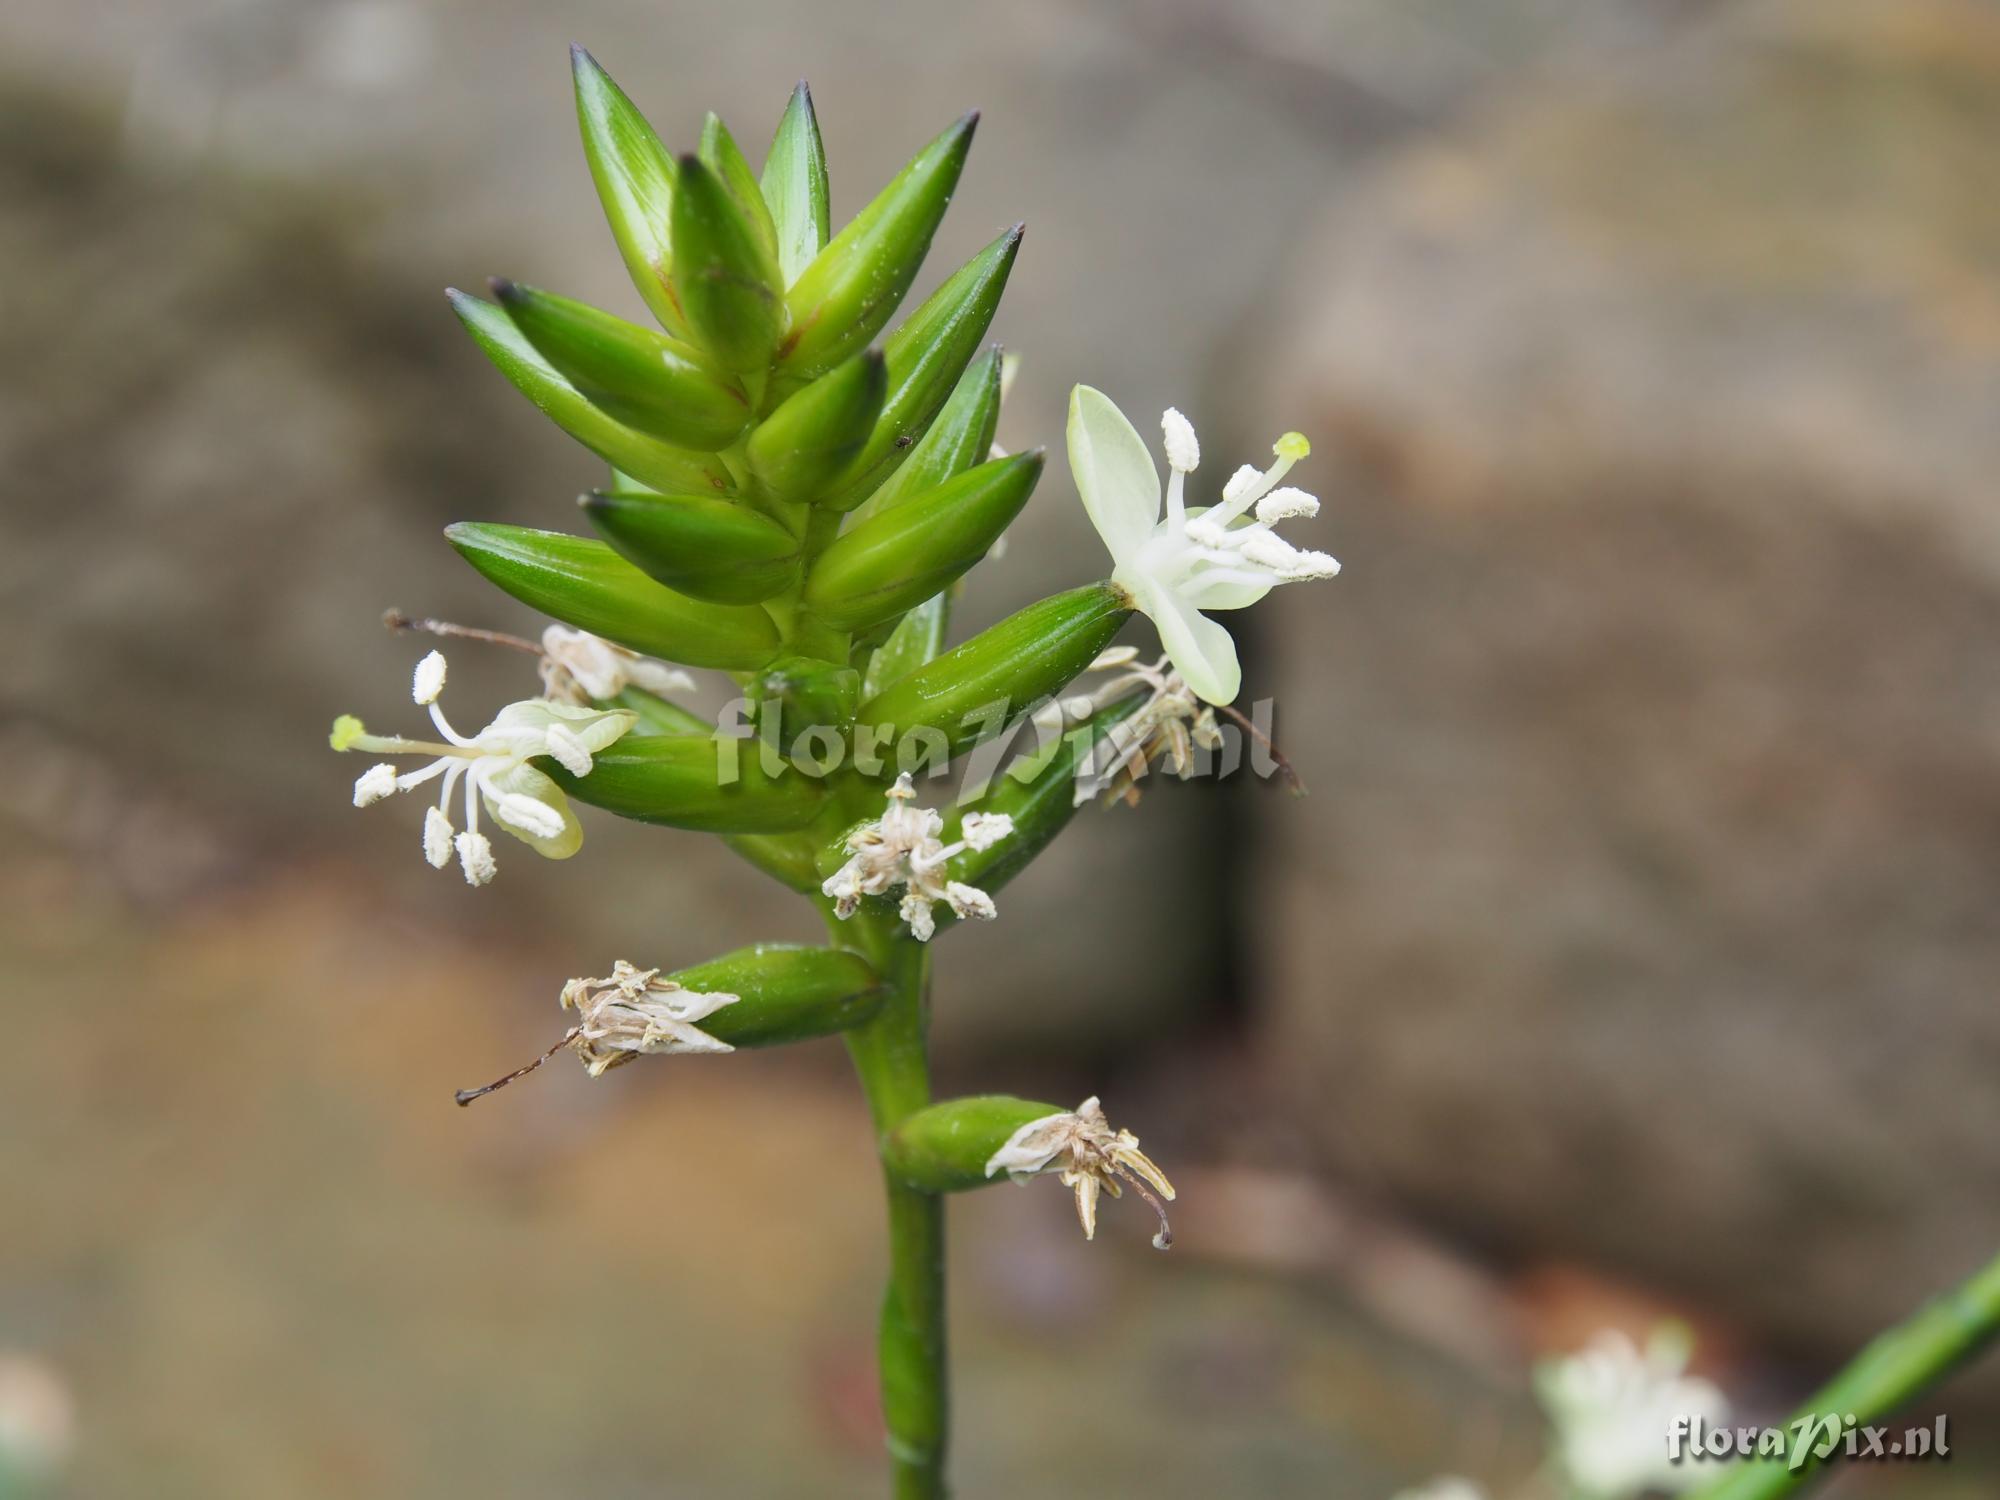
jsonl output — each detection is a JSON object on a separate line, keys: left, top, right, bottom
{"left": 1160, "top": 408, "right": 1200, "bottom": 472}
{"left": 413, "top": 650, "right": 448, "bottom": 705}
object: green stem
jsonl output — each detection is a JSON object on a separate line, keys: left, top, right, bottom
{"left": 1690, "top": 1248, "right": 2000, "bottom": 1500}
{"left": 827, "top": 910, "right": 949, "bottom": 1498}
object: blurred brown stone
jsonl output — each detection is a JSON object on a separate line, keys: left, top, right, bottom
{"left": 1250, "top": 0, "right": 2000, "bottom": 1359}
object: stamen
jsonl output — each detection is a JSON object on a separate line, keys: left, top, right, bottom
{"left": 453, "top": 1027, "right": 581, "bottom": 1105}
{"left": 1124, "top": 1172, "right": 1175, "bottom": 1250}
{"left": 412, "top": 651, "right": 448, "bottom": 706}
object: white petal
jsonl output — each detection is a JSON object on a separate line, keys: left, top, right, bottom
{"left": 1067, "top": 385, "right": 1160, "bottom": 562}
{"left": 412, "top": 651, "right": 448, "bottom": 705}
{"left": 1145, "top": 584, "right": 1242, "bottom": 706}
{"left": 478, "top": 761, "right": 582, "bottom": 859}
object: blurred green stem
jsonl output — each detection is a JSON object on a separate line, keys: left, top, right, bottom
{"left": 828, "top": 909, "right": 947, "bottom": 1498}
{"left": 1690, "top": 1247, "right": 2000, "bottom": 1500}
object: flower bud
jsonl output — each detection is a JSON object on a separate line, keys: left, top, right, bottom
{"left": 803, "top": 452, "right": 1041, "bottom": 633}
{"left": 822, "top": 227, "right": 1021, "bottom": 510}
{"left": 883, "top": 1095, "right": 1063, "bottom": 1193}
{"left": 448, "top": 288, "right": 733, "bottom": 495}
{"left": 671, "top": 153, "right": 787, "bottom": 372}
{"left": 446, "top": 522, "right": 780, "bottom": 671}
{"left": 491, "top": 280, "right": 750, "bottom": 450}
{"left": 746, "top": 350, "right": 888, "bottom": 503}
{"left": 856, "top": 584, "right": 1131, "bottom": 765}
{"left": 571, "top": 47, "right": 686, "bottom": 338}
{"left": 671, "top": 944, "right": 884, "bottom": 1047}
{"left": 547, "top": 732, "right": 827, "bottom": 833}
{"left": 759, "top": 82, "right": 829, "bottom": 287}
{"left": 853, "top": 344, "right": 1003, "bottom": 520}
{"left": 779, "top": 113, "right": 976, "bottom": 376}
{"left": 581, "top": 490, "right": 801, "bottom": 604}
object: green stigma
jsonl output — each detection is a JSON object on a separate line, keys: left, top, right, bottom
{"left": 1274, "top": 431, "right": 1310, "bottom": 461}
{"left": 330, "top": 714, "right": 367, "bottom": 751}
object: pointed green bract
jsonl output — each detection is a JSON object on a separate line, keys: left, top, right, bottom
{"left": 449, "top": 289, "right": 733, "bottom": 494}
{"left": 699, "top": 112, "right": 780, "bottom": 265}
{"left": 492, "top": 280, "right": 750, "bottom": 450}
{"left": 445, "top": 521, "right": 780, "bottom": 670}
{"left": 667, "top": 945, "right": 885, "bottom": 1047}
{"left": 571, "top": 46, "right": 687, "bottom": 337}
{"left": 856, "top": 583, "right": 1132, "bottom": 765}
{"left": 885, "top": 1096, "right": 1063, "bottom": 1194}
{"left": 746, "top": 350, "right": 887, "bottom": 503}
{"left": 671, "top": 153, "right": 787, "bottom": 372}
{"left": 860, "top": 592, "right": 950, "bottom": 700}
{"left": 548, "top": 732, "right": 827, "bottom": 832}
{"left": 761, "top": 82, "right": 830, "bottom": 287}
{"left": 780, "top": 113, "right": 976, "bottom": 376}
{"left": 804, "top": 452, "right": 1041, "bottom": 632}
{"left": 582, "top": 490, "right": 800, "bottom": 603}
{"left": 822, "top": 227, "right": 1020, "bottom": 510}
{"left": 855, "top": 344, "right": 1003, "bottom": 519}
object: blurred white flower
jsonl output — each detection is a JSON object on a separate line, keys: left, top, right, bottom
{"left": 0, "top": 1354, "right": 74, "bottom": 1483}
{"left": 1537, "top": 1326, "right": 1728, "bottom": 1499}
{"left": 1068, "top": 386, "right": 1337, "bottom": 705}
{"left": 1391, "top": 1480, "right": 1486, "bottom": 1500}
{"left": 538, "top": 626, "right": 696, "bottom": 706}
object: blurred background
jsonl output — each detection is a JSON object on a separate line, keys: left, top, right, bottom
{"left": 4, "top": 0, "right": 1999, "bottom": 1494}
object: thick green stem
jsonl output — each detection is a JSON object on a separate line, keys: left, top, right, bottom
{"left": 1690, "top": 1248, "right": 2000, "bottom": 1500}
{"left": 828, "top": 912, "right": 949, "bottom": 1498}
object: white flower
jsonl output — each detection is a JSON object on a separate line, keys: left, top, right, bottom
{"left": 1391, "top": 1481, "right": 1486, "bottom": 1500}
{"left": 1036, "top": 647, "right": 1223, "bottom": 807}
{"left": 1068, "top": 385, "right": 1338, "bottom": 705}
{"left": 560, "top": 960, "right": 739, "bottom": 1076}
{"left": 1536, "top": 1327, "right": 1729, "bottom": 1500}
{"left": 331, "top": 648, "right": 636, "bottom": 886}
{"left": 820, "top": 774, "right": 1012, "bottom": 942}
{"left": 985, "top": 1095, "right": 1177, "bottom": 1249}
{"left": 538, "top": 625, "right": 696, "bottom": 705}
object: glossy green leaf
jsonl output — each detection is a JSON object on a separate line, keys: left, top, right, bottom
{"left": 668, "top": 945, "right": 885, "bottom": 1047}
{"left": 698, "top": 112, "right": 779, "bottom": 264}
{"left": 446, "top": 521, "right": 780, "bottom": 670}
{"left": 582, "top": 490, "right": 800, "bottom": 603}
{"left": 885, "top": 1095, "right": 1062, "bottom": 1194}
{"left": 821, "top": 227, "right": 1020, "bottom": 510}
{"left": 745, "top": 350, "right": 887, "bottom": 503}
{"left": 571, "top": 46, "right": 687, "bottom": 337}
{"left": 670, "top": 153, "right": 787, "bottom": 371}
{"left": 492, "top": 280, "right": 750, "bottom": 450}
{"left": 760, "top": 82, "right": 830, "bottom": 287}
{"left": 548, "top": 732, "right": 826, "bottom": 832}
{"left": 448, "top": 289, "right": 733, "bottom": 495}
{"left": 853, "top": 344, "right": 1003, "bottom": 520}
{"left": 804, "top": 452, "right": 1041, "bottom": 632}
{"left": 855, "top": 583, "right": 1132, "bottom": 766}
{"left": 779, "top": 113, "right": 976, "bottom": 376}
